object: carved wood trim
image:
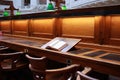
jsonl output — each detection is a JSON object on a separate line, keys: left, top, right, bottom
{"left": 62, "top": 34, "right": 94, "bottom": 38}
{"left": 32, "top": 32, "right": 53, "bottom": 36}
{"left": 94, "top": 16, "right": 106, "bottom": 44}
{"left": 13, "top": 31, "right": 28, "bottom": 36}
{"left": 0, "top": 14, "right": 120, "bottom": 46}
{"left": 104, "top": 15, "right": 111, "bottom": 44}
{"left": 62, "top": 34, "right": 94, "bottom": 43}
{"left": 30, "top": 18, "right": 56, "bottom": 38}
{"left": 12, "top": 19, "right": 29, "bottom": 36}
{"left": 54, "top": 18, "right": 62, "bottom": 37}
{"left": 105, "top": 15, "right": 120, "bottom": 46}
{"left": 1, "top": 30, "right": 11, "bottom": 33}
{"left": 0, "top": 20, "right": 12, "bottom": 34}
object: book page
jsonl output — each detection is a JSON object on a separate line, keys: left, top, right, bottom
{"left": 47, "top": 40, "right": 68, "bottom": 51}
{"left": 41, "top": 37, "right": 81, "bottom": 52}
{"left": 51, "top": 41, "right": 68, "bottom": 51}
{"left": 48, "top": 40, "right": 59, "bottom": 47}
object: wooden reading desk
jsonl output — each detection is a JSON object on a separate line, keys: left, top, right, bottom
{"left": 0, "top": 36, "right": 120, "bottom": 77}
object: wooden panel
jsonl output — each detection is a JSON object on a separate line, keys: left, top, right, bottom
{"left": 94, "top": 16, "right": 105, "bottom": 44}
{"left": 105, "top": 15, "right": 120, "bottom": 46}
{"left": 12, "top": 20, "right": 29, "bottom": 36}
{"left": 61, "top": 16, "right": 95, "bottom": 43}
{"left": 0, "top": 20, "right": 11, "bottom": 34}
{"left": 31, "top": 18, "right": 55, "bottom": 38}
{"left": 111, "top": 15, "right": 120, "bottom": 38}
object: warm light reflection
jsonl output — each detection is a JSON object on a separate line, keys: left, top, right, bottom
{"left": 62, "top": 17, "right": 94, "bottom": 36}
{"left": 0, "top": 21, "right": 11, "bottom": 30}
{"left": 3, "top": 11, "right": 9, "bottom": 17}
{"left": 61, "top": 5, "right": 67, "bottom": 10}
{"left": 32, "top": 18, "right": 55, "bottom": 33}
{"left": 13, "top": 20, "right": 28, "bottom": 31}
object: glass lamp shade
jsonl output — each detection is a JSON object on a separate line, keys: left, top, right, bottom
{"left": 16, "top": 11, "right": 21, "bottom": 15}
{"left": 3, "top": 11, "right": 9, "bottom": 17}
{"left": 47, "top": 3, "right": 54, "bottom": 10}
{"left": 61, "top": 5, "right": 67, "bottom": 10}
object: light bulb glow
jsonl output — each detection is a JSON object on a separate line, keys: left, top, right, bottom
{"left": 3, "top": 11, "right": 9, "bottom": 16}
{"left": 61, "top": 5, "right": 67, "bottom": 10}
{"left": 16, "top": 11, "right": 21, "bottom": 15}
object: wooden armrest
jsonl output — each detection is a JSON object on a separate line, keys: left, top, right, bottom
{"left": 0, "top": 46, "right": 7, "bottom": 48}
{"left": 26, "top": 54, "right": 46, "bottom": 60}
{"left": 29, "top": 64, "right": 80, "bottom": 74}
{"left": 77, "top": 67, "right": 99, "bottom": 80}
{"left": 77, "top": 71, "right": 98, "bottom": 80}
{"left": 0, "top": 47, "right": 9, "bottom": 50}
{"left": 0, "top": 51, "right": 24, "bottom": 56}
{"left": 81, "top": 67, "right": 92, "bottom": 75}
{"left": 46, "top": 64, "right": 80, "bottom": 74}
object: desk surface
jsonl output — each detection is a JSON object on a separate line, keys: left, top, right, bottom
{"left": 0, "top": 36, "right": 120, "bottom": 77}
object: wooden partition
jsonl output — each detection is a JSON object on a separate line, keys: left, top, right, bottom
{"left": 0, "top": 14, "right": 120, "bottom": 46}
{"left": 104, "top": 15, "right": 120, "bottom": 46}
{"left": 12, "top": 19, "right": 29, "bottom": 36}
{"left": 0, "top": 20, "right": 12, "bottom": 34}
{"left": 30, "top": 18, "right": 56, "bottom": 38}
{"left": 61, "top": 16, "right": 95, "bottom": 43}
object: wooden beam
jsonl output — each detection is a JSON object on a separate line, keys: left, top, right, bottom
{"left": 0, "top": 1, "right": 12, "bottom": 5}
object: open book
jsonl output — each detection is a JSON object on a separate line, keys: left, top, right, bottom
{"left": 41, "top": 37, "right": 81, "bottom": 52}
{"left": 46, "top": 40, "right": 68, "bottom": 51}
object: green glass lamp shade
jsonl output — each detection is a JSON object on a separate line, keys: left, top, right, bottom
{"left": 16, "top": 11, "right": 21, "bottom": 15}
{"left": 3, "top": 11, "right": 9, "bottom": 17}
{"left": 61, "top": 5, "right": 67, "bottom": 10}
{"left": 47, "top": 3, "right": 54, "bottom": 10}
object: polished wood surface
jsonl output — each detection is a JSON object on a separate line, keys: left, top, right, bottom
{"left": 0, "top": 20, "right": 12, "bottom": 34}
{"left": 76, "top": 67, "right": 98, "bottom": 80}
{"left": 105, "top": 15, "right": 120, "bottom": 46}
{"left": 0, "top": 14, "right": 120, "bottom": 46}
{"left": 61, "top": 16, "right": 95, "bottom": 43}
{"left": 30, "top": 18, "right": 56, "bottom": 38}
{"left": 12, "top": 19, "right": 29, "bottom": 36}
{"left": 0, "top": 36, "right": 120, "bottom": 77}
{"left": 0, "top": 5, "right": 120, "bottom": 78}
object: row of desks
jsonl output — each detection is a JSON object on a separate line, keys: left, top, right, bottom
{"left": 0, "top": 36, "right": 120, "bottom": 77}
